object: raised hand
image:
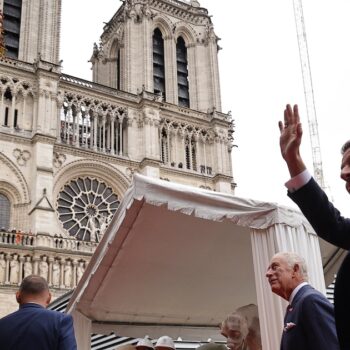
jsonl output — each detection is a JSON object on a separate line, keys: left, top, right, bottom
{"left": 278, "top": 104, "right": 306, "bottom": 177}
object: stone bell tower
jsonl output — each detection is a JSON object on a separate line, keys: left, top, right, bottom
{"left": 91, "top": 0, "right": 222, "bottom": 114}
{"left": 0, "top": 0, "right": 234, "bottom": 316}
{"left": 1, "top": 0, "right": 61, "bottom": 64}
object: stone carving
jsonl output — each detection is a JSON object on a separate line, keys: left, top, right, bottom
{"left": 10, "top": 254, "right": 19, "bottom": 284}
{"left": 23, "top": 256, "right": 33, "bottom": 278}
{"left": 52, "top": 259, "right": 60, "bottom": 287}
{"left": 53, "top": 152, "right": 66, "bottom": 168}
{"left": 76, "top": 261, "right": 85, "bottom": 282}
{"left": 124, "top": 0, "right": 153, "bottom": 22}
{"left": 98, "top": 213, "right": 110, "bottom": 234}
{"left": 0, "top": 253, "right": 5, "bottom": 283}
{"left": 88, "top": 216, "right": 100, "bottom": 243}
{"left": 190, "top": 0, "right": 200, "bottom": 7}
{"left": 64, "top": 260, "right": 72, "bottom": 288}
{"left": 126, "top": 167, "right": 138, "bottom": 179}
{"left": 39, "top": 256, "right": 49, "bottom": 280}
{"left": 13, "top": 148, "right": 31, "bottom": 166}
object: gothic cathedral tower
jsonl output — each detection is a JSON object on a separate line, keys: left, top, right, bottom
{"left": 0, "top": 0, "right": 234, "bottom": 315}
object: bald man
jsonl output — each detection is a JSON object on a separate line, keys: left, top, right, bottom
{"left": 0, "top": 275, "right": 77, "bottom": 349}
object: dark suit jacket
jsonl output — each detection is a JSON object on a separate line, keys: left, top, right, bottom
{"left": 289, "top": 178, "right": 350, "bottom": 349}
{"left": 0, "top": 303, "right": 77, "bottom": 350}
{"left": 281, "top": 284, "right": 339, "bottom": 350}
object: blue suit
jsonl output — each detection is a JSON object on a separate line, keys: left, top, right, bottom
{"left": 0, "top": 303, "right": 77, "bottom": 350}
{"left": 289, "top": 178, "right": 350, "bottom": 349}
{"left": 281, "top": 284, "right": 339, "bottom": 350}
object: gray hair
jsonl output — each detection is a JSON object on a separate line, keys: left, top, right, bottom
{"left": 341, "top": 140, "right": 350, "bottom": 155}
{"left": 221, "top": 312, "right": 249, "bottom": 338}
{"left": 19, "top": 275, "right": 49, "bottom": 295}
{"left": 276, "top": 252, "right": 308, "bottom": 281}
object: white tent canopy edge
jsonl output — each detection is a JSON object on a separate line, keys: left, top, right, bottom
{"left": 67, "top": 174, "right": 325, "bottom": 350}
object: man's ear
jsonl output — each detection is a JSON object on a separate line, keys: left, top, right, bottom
{"left": 293, "top": 263, "right": 300, "bottom": 273}
{"left": 16, "top": 291, "right": 21, "bottom": 304}
{"left": 45, "top": 292, "right": 52, "bottom": 306}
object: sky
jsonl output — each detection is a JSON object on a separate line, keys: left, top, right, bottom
{"left": 60, "top": 0, "right": 350, "bottom": 216}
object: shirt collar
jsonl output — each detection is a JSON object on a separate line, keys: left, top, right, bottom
{"left": 289, "top": 282, "right": 308, "bottom": 304}
{"left": 19, "top": 302, "right": 45, "bottom": 309}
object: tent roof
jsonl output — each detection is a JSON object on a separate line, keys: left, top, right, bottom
{"left": 67, "top": 174, "right": 315, "bottom": 340}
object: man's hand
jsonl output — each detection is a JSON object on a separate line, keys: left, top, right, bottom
{"left": 278, "top": 104, "right": 306, "bottom": 177}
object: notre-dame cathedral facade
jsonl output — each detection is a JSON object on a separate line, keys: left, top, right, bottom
{"left": 0, "top": 0, "right": 234, "bottom": 315}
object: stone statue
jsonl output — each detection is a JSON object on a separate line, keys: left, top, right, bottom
{"left": 52, "top": 260, "right": 60, "bottom": 287}
{"left": 99, "top": 214, "right": 109, "bottom": 234}
{"left": 64, "top": 261, "right": 72, "bottom": 288}
{"left": 23, "top": 256, "right": 33, "bottom": 278}
{"left": 88, "top": 216, "right": 100, "bottom": 243}
{"left": 0, "top": 253, "right": 6, "bottom": 283}
{"left": 93, "top": 42, "right": 99, "bottom": 57}
{"left": 76, "top": 261, "right": 85, "bottom": 282}
{"left": 9, "top": 254, "right": 19, "bottom": 284}
{"left": 38, "top": 256, "right": 49, "bottom": 280}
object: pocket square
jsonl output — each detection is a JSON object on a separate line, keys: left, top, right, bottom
{"left": 284, "top": 322, "right": 296, "bottom": 332}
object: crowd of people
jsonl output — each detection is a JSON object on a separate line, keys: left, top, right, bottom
{"left": 0, "top": 104, "right": 349, "bottom": 349}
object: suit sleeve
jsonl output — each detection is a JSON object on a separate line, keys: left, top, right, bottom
{"left": 288, "top": 178, "right": 350, "bottom": 249}
{"left": 58, "top": 314, "right": 77, "bottom": 350}
{"left": 302, "top": 294, "right": 339, "bottom": 350}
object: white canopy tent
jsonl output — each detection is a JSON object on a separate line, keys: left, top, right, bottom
{"left": 67, "top": 174, "right": 326, "bottom": 350}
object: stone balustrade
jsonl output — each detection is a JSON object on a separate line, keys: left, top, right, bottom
{"left": 0, "top": 230, "right": 98, "bottom": 253}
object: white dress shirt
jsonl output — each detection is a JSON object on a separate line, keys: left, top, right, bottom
{"left": 285, "top": 169, "right": 312, "bottom": 193}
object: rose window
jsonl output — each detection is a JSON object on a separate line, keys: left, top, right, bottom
{"left": 56, "top": 177, "right": 120, "bottom": 241}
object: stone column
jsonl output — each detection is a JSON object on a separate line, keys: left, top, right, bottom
{"left": 164, "top": 35, "right": 176, "bottom": 104}
{"left": 182, "top": 134, "right": 186, "bottom": 168}
{"left": 5, "top": 253, "right": 10, "bottom": 284}
{"left": 116, "top": 118, "right": 120, "bottom": 154}
{"left": 166, "top": 128, "right": 171, "bottom": 165}
{"left": 119, "top": 117, "right": 124, "bottom": 155}
{"left": 19, "top": 94, "right": 26, "bottom": 130}
{"left": 75, "top": 110, "right": 80, "bottom": 147}
{"left": 60, "top": 260, "right": 65, "bottom": 289}
{"left": 48, "top": 256, "right": 54, "bottom": 286}
{"left": 72, "top": 260, "right": 78, "bottom": 287}
{"left": 171, "top": 130, "right": 176, "bottom": 165}
{"left": 19, "top": 255, "right": 24, "bottom": 283}
{"left": 203, "top": 137, "right": 207, "bottom": 171}
{"left": 10, "top": 92, "right": 16, "bottom": 128}
{"left": 33, "top": 256, "right": 40, "bottom": 275}
{"left": 56, "top": 99, "right": 63, "bottom": 142}
{"left": 102, "top": 115, "right": 106, "bottom": 152}
{"left": 93, "top": 113, "right": 98, "bottom": 151}
{"left": 110, "top": 115, "right": 115, "bottom": 155}
{"left": 0, "top": 91, "right": 4, "bottom": 124}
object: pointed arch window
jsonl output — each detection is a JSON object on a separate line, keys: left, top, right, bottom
{"left": 176, "top": 36, "right": 190, "bottom": 108}
{"left": 185, "top": 135, "right": 197, "bottom": 170}
{"left": 160, "top": 128, "right": 169, "bottom": 163}
{"left": 153, "top": 28, "right": 166, "bottom": 99}
{"left": 0, "top": 193, "right": 11, "bottom": 230}
{"left": 3, "top": 0, "right": 22, "bottom": 59}
{"left": 191, "top": 137, "right": 197, "bottom": 171}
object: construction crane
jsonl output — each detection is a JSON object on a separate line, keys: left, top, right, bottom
{"left": 292, "top": 0, "right": 327, "bottom": 190}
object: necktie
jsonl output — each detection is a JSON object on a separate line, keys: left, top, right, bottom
{"left": 284, "top": 304, "right": 291, "bottom": 322}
